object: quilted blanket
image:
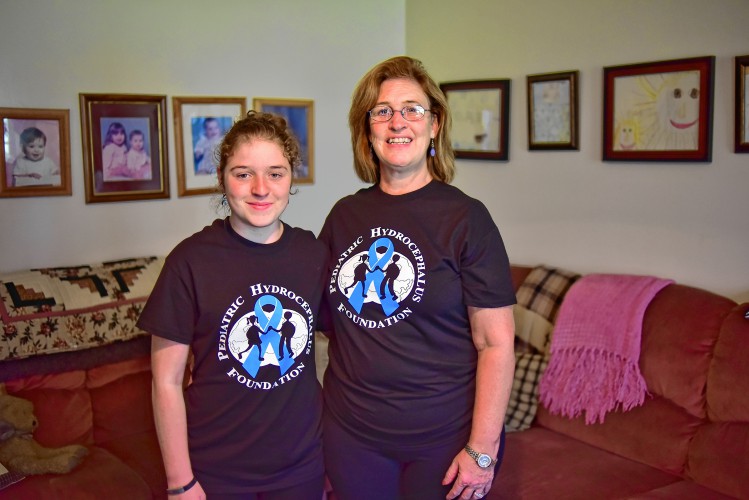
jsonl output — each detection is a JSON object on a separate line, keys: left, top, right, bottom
{"left": 0, "top": 257, "right": 163, "bottom": 361}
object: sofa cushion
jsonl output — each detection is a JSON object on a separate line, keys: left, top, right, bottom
{"left": 640, "top": 284, "right": 735, "bottom": 419}
{"left": 686, "top": 421, "right": 749, "bottom": 499}
{"left": 5, "top": 370, "right": 94, "bottom": 447}
{"left": 494, "top": 427, "right": 682, "bottom": 499}
{"left": 88, "top": 359, "right": 154, "bottom": 445}
{"left": 624, "top": 480, "right": 738, "bottom": 499}
{"left": 100, "top": 430, "right": 166, "bottom": 498}
{"left": 0, "top": 446, "right": 152, "bottom": 499}
{"left": 535, "top": 396, "right": 702, "bottom": 476}
{"left": 707, "top": 303, "right": 749, "bottom": 422}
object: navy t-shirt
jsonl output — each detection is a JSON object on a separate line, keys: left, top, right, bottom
{"left": 138, "top": 219, "right": 327, "bottom": 494}
{"left": 319, "top": 181, "right": 516, "bottom": 450}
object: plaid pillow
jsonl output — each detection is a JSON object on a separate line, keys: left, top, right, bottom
{"left": 0, "top": 462, "right": 24, "bottom": 490}
{"left": 515, "top": 266, "right": 580, "bottom": 324}
{"left": 504, "top": 352, "right": 549, "bottom": 432}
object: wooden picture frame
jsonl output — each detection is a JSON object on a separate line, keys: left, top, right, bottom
{"left": 527, "top": 71, "right": 579, "bottom": 150}
{"left": 173, "top": 96, "right": 246, "bottom": 196}
{"left": 735, "top": 55, "right": 749, "bottom": 153}
{"left": 603, "top": 56, "right": 715, "bottom": 162}
{"left": 0, "top": 107, "right": 71, "bottom": 198}
{"left": 253, "top": 98, "right": 314, "bottom": 184}
{"left": 79, "top": 93, "right": 169, "bottom": 203}
{"left": 440, "top": 79, "right": 511, "bottom": 161}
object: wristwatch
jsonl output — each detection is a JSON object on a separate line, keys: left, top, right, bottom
{"left": 464, "top": 444, "right": 497, "bottom": 469}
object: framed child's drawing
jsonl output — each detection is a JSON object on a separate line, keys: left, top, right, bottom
{"left": 735, "top": 54, "right": 749, "bottom": 153}
{"left": 173, "top": 96, "right": 246, "bottom": 196}
{"left": 0, "top": 107, "right": 71, "bottom": 198}
{"left": 440, "top": 80, "right": 511, "bottom": 161}
{"left": 603, "top": 56, "right": 715, "bottom": 162}
{"left": 79, "top": 93, "right": 169, "bottom": 203}
{"left": 527, "top": 71, "right": 579, "bottom": 150}
{"left": 253, "top": 98, "right": 314, "bottom": 184}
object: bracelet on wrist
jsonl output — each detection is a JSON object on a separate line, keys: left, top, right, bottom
{"left": 166, "top": 477, "right": 197, "bottom": 495}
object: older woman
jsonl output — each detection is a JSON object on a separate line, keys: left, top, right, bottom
{"left": 319, "top": 56, "right": 516, "bottom": 500}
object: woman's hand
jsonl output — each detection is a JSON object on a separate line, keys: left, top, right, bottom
{"left": 442, "top": 449, "right": 494, "bottom": 499}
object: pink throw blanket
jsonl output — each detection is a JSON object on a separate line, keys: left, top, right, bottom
{"left": 538, "top": 273, "right": 673, "bottom": 424}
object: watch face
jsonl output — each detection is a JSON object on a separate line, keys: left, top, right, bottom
{"left": 477, "top": 454, "right": 492, "bottom": 468}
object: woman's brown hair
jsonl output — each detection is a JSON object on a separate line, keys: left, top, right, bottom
{"left": 348, "top": 56, "right": 455, "bottom": 184}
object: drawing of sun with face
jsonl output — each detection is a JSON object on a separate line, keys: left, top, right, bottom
{"left": 630, "top": 70, "right": 701, "bottom": 151}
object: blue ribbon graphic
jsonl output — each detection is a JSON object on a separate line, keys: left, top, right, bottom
{"left": 347, "top": 238, "right": 399, "bottom": 316}
{"left": 242, "top": 295, "right": 295, "bottom": 377}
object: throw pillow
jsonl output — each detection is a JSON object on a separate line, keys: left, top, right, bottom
{"left": 505, "top": 352, "right": 549, "bottom": 432}
{"left": 515, "top": 265, "right": 581, "bottom": 324}
{"left": 513, "top": 305, "right": 553, "bottom": 355}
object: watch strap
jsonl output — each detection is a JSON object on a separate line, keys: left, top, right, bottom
{"left": 464, "top": 444, "right": 497, "bottom": 466}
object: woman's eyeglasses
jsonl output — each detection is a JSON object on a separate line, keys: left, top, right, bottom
{"left": 368, "top": 105, "right": 431, "bottom": 122}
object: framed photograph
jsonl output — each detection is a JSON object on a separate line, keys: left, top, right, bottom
{"left": 527, "top": 71, "right": 579, "bottom": 150}
{"left": 735, "top": 55, "right": 749, "bottom": 153}
{"left": 173, "top": 96, "right": 246, "bottom": 196}
{"left": 440, "top": 80, "right": 511, "bottom": 161}
{"left": 603, "top": 56, "right": 715, "bottom": 162}
{"left": 0, "top": 107, "right": 71, "bottom": 198}
{"left": 79, "top": 93, "right": 169, "bottom": 203}
{"left": 253, "top": 98, "right": 314, "bottom": 184}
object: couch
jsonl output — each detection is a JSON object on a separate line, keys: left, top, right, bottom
{"left": 0, "top": 257, "right": 166, "bottom": 499}
{"left": 491, "top": 265, "right": 749, "bottom": 500}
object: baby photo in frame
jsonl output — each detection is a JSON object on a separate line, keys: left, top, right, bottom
{"left": 253, "top": 98, "right": 314, "bottom": 184}
{"left": 173, "top": 96, "right": 246, "bottom": 196}
{"left": 0, "top": 107, "right": 71, "bottom": 198}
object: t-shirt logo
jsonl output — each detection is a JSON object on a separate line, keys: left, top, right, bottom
{"left": 229, "top": 295, "right": 302, "bottom": 377}
{"left": 331, "top": 228, "right": 427, "bottom": 329}
{"left": 218, "top": 285, "right": 315, "bottom": 390}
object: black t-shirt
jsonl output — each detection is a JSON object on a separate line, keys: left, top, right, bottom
{"left": 138, "top": 219, "right": 328, "bottom": 494}
{"left": 319, "top": 181, "right": 516, "bottom": 450}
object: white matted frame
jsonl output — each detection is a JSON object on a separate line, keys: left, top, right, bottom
{"left": 173, "top": 96, "right": 247, "bottom": 196}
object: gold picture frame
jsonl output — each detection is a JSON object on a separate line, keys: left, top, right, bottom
{"left": 0, "top": 107, "right": 71, "bottom": 198}
{"left": 253, "top": 98, "right": 314, "bottom": 184}
{"left": 79, "top": 93, "right": 169, "bottom": 203}
{"left": 172, "top": 96, "right": 247, "bottom": 196}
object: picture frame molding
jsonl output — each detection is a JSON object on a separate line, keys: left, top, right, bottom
{"left": 172, "top": 96, "right": 247, "bottom": 196}
{"left": 527, "top": 70, "right": 579, "bottom": 151}
{"left": 735, "top": 54, "right": 749, "bottom": 153}
{"left": 439, "top": 79, "right": 511, "bottom": 161}
{"left": 0, "top": 107, "right": 71, "bottom": 198}
{"left": 253, "top": 97, "right": 315, "bottom": 184}
{"left": 79, "top": 93, "right": 169, "bottom": 203}
{"left": 602, "top": 55, "right": 715, "bottom": 162}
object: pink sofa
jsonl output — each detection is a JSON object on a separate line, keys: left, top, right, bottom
{"left": 491, "top": 266, "right": 749, "bottom": 499}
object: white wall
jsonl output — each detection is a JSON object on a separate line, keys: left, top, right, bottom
{"left": 0, "top": 0, "right": 404, "bottom": 271}
{"left": 406, "top": 0, "right": 749, "bottom": 301}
